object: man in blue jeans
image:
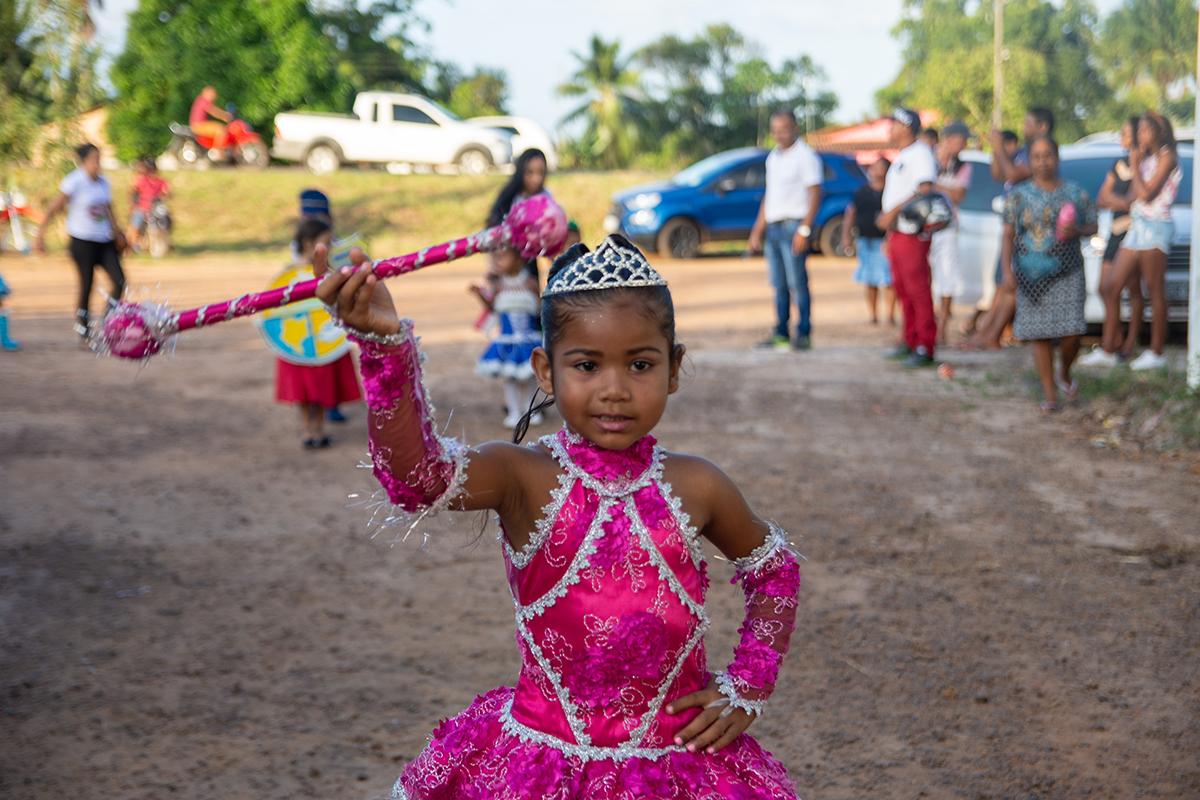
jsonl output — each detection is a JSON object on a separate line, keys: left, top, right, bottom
{"left": 749, "top": 109, "right": 823, "bottom": 351}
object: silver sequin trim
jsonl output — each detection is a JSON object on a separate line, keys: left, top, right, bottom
{"left": 514, "top": 501, "right": 612, "bottom": 622}
{"left": 498, "top": 697, "right": 687, "bottom": 762}
{"left": 502, "top": 468, "right": 576, "bottom": 569}
{"left": 658, "top": 479, "right": 705, "bottom": 568}
{"left": 542, "top": 433, "right": 665, "bottom": 499}
{"left": 730, "top": 521, "right": 790, "bottom": 574}
{"left": 715, "top": 670, "right": 766, "bottom": 718}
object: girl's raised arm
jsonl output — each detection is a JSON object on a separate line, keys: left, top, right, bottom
{"left": 315, "top": 247, "right": 520, "bottom": 518}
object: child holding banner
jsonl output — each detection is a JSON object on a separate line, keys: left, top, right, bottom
{"left": 275, "top": 218, "right": 361, "bottom": 448}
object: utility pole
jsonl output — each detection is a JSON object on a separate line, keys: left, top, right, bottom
{"left": 993, "top": 0, "right": 1004, "bottom": 130}
{"left": 1189, "top": 7, "right": 1200, "bottom": 389}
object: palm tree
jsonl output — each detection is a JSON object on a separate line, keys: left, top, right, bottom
{"left": 558, "top": 36, "right": 643, "bottom": 169}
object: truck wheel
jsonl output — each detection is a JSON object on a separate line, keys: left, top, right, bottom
{"left": 305, "top": 144, "right": 340, "bottom": 175}
{"left": 456, "top": 148, "right": 492, "bottom": 176}
{"left": 818, "top": 214, "right": 852, "bottom": 258}
{"left": 656, "top": 218, "right": 701, "bottom": 259}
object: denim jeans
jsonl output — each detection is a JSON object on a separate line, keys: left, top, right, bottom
{"left": 764, "top": 219, "right": 811, "bottom": 338}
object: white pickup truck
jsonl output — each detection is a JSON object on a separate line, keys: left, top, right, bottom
{"left": 272, "top": 92, "right": 512, "bottom": 175}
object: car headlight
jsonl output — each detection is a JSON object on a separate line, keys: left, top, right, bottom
{"left": 628, "top": 192, "right": 661, "bottom": 210}
{"left": 629, "top": 209, "right": 657, "bottom": 227}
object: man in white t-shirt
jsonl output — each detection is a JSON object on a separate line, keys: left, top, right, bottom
{"left": 748, "top": 110, "right": 823, "bottom": 351}
{"left": 877, "top": 107, "right": 938, "bottom": 366}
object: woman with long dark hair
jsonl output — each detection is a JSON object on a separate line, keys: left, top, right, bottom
{"left": 1094, "top": 117, "right": 1143, "bottom": 359}
{"left": 486, "top": 148, "right": 550, "bottom": 281}
{"left": 1082, "top": 112, "right": 1182, "bottom": 370}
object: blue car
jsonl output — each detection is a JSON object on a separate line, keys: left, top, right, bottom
{"left": 603, "top": 147, "right": 866, "bottom": 259}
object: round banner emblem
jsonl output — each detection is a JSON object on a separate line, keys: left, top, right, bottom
{"left": 255, "top": 264, "right": 349, "bottom": 366}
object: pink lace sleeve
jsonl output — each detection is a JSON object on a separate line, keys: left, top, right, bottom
{"left": 715, "top": 523, "right": 801, "bottom": 717}
{"left": 350, "top": 320, "right": 469, "bottom": 519}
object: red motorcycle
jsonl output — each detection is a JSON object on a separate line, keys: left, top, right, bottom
{"left": 168, "top": 105, "right": 269, "bottom": 169}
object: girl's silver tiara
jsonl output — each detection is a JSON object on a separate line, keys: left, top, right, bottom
{"left": 542, "top": 236, "right": 669, "bottom": 297}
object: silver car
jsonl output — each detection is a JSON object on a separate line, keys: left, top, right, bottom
{"left": 955, "top": 144, "right": 1193, "bottom": 323}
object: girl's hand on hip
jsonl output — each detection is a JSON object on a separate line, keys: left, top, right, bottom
{"left": 666, "top": 678, "right": 754, "bottom": 754}
{"left": 314, "top": 243, "right": 401, "bottom": 336}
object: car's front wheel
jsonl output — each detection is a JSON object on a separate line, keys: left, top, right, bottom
{"left": 656, "top": 218, "right": 701, "bottom": 259}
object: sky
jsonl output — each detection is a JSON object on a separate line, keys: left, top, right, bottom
{"left": 92, "top": 0, "right": 1126, "bottom": 134}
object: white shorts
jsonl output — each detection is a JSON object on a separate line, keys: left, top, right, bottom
{"left": 930, "top": 227, "right": 963, "bottom": 299}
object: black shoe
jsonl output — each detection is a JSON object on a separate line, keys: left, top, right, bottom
{"left": 317, "top": 435, "right": 332, "bottom": 448}
{"left": 326, "top": 407, "right": 347, "bottom": 423}
{"left": 791, "top": 335, "right": 812, "bottom": 351}
{"left": 903, "top": 348, "right": 936, "bottom": 368}
{"left": 886, "top": 345, "right": 911, "bottom": 360}
{"left": 303, "top": 437, "right": 320, "bottom": 450}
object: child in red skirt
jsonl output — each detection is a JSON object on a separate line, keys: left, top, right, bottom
{"left": 276, "top": 218, "right": 361, "bottom": 448}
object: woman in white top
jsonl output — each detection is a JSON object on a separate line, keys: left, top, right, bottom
{"left": 35, "top": 143, "right": 127, "bottom": 340}
{"left": 1083, "top": 112, "right": 1181, "bottom": 370}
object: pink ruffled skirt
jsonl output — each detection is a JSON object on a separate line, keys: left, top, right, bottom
{"left": 392, "top": 687, "right": 799, "bottom": 799}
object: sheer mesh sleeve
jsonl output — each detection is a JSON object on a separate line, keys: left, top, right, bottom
{"left": 715, "top": 523, "right": 801, "bottom": 717}
{"left": 351, "top": 321, "right": 469, "bottom": 517}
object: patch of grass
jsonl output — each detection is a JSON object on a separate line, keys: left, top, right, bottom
{"left": 1076, "top": 367, "right": 1200, "bottom": 451}
{"left": 11, "top": 165, "right": 668, "bottom": 259}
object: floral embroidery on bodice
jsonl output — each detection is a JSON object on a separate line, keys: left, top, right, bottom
{"left": 499, "top": 428, "right": 709, "bottom": 760}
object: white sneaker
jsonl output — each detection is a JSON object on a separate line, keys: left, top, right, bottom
{"left": 503, "top": 413, "right": 521, "bottom": 428}
{"left": 529, "top": 411, "right": 545, "bottom": 426}
{"left": 1077, "top": 346, "right": 1118, "bottom": 368}
{"left": 1129, "top": 350, "right": 1167, "bottom": 371}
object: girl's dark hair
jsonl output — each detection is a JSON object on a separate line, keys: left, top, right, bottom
{"left": 1124, "top": 116, "right": 1141, "bottom": 134}
{"left": 75, "top": 142, "right": 99, "bottom": 161}
{"left": 487, "top": 148, "right": 548, "bottom": 228}
{"left": 294, "top": 217, "right": 332, "bottom": 253}
{"left": 1140, "top": 112, "right": 1176, "bottom": 153}
{"left": 513, "top": 236, "right": 682, "bottom": 444}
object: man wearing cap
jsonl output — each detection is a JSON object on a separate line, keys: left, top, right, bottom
{"left": 931, "top": 121, "right": 972, "bottom": 343}
{"left": 748, "top": 109, "right": 823, "bottom": 352}
{"left": 876, "top": 107, "right": 939, "bottom": 367}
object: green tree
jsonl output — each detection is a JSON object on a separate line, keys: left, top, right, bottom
{"left": 442, "top": 67, "right": 509, "bottom": 118}
{"left": 0, "top": 0, "right": 104, "bottom": 167}
{"left": 108, "top": 0, "right": 351, "bottom": 160}
{"left": 557, "top": 35, "right": 644, "bottom": 169}
{"left": 311, "top": 0, "right": 429, "bottom": 92}
{"left": 1100, "top": 0, "right": 1197, "bottom": 120}
{"left": 637, "top": 25, "right": 837, "bottom": 163}
{"left": 877, "top": 0, "right": 1111, "bottom": 142}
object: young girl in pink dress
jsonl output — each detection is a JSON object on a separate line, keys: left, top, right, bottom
{"left": 317, "top": 234, "right": 803, "bottom": 799}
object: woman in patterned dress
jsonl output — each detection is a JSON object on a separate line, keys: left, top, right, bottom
{"left": 1000, "top": 137, "right": 1097, "bottom": 413}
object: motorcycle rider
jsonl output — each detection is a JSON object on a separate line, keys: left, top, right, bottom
{"left": 128, "top": 157, "right": 170, "bottom": 253}
{"left": 189, "top": 85, "right": 232, "bottom": 154}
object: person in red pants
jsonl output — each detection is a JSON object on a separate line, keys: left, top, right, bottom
{"left": 877, "top": 107, "right": 938, "bottom": 367}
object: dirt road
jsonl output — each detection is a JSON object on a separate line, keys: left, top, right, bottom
{"left": 1, "top": 251, "right": 1197, "bottom": 799}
